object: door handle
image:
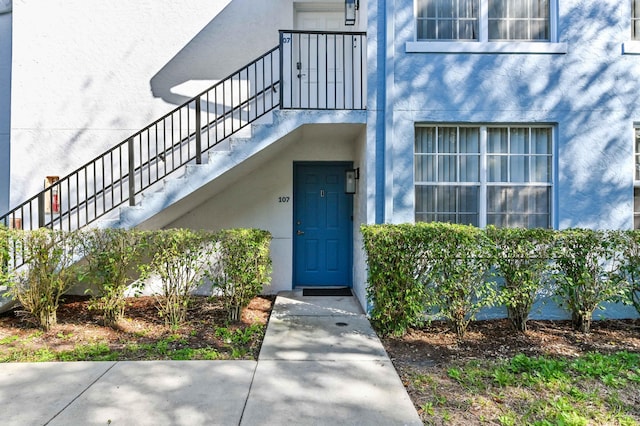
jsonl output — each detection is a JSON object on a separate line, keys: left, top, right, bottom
{"left": 297, "top": 230, "right": 305, "bottom": 235}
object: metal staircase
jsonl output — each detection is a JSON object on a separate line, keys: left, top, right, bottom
{"left": 0, "top": 31, "right": 366, "bottom": 235}
{"left": 1, "top": 47, "right": 281, "bottom": 233}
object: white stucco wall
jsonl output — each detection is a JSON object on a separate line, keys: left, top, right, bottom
{"left": 351, "top": 126, "right": 369, "bottom": 308}
{"left": 0, "top": 6, "right": 10, "bottom": 213}
{"left": 8, "top": 0, "right": 369, "bottom": 299}
{"left": 9, "top": 0, "right": 364, "bottom": 210}
{"left": 167, "top": 123, "right": 362, "bottom": 294}
{"left": 9, "top": 0, "right": 297, "bottom": 208}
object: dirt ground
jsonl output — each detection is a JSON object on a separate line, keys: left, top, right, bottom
{"left": 382, "top": 318, "right": 640, "bottom": 365}
{"left": 382, "top": 318, "right": 640, "bottom": 425}
{"left": 9, "top": 296, "right": 638, "bottom": 364}
{"left": 0, "top": 295, "right": 274, "bottom": 360}
{"left": 2, "top": 296, "right": 640, "bottom": 424}
{"left": 2, "top": 295, "right": 639, "bottom": 363}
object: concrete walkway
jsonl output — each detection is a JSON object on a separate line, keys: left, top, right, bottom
{"left": 0, "top": 291, "right": 422, "bottom": 425}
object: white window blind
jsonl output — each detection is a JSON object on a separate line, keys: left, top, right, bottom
{"left": 416, "top": 0, "right": 550, "bottom": 41}
{"left": 415, "top": 125, "right": 553, "bottom": 228}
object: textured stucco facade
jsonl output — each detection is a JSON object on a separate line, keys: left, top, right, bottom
{"left": 8, "top": 0, "right": 296, "bottom": 206}
{"left": 3, "top": 1, "right": 640, "bottom": 317}
{"left": 367, "top": 0, "right": 640, "bottom": 318}
{"left": 371, "top": 0, "right": 640, "bottom": 230}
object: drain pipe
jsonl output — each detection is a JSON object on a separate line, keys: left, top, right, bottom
{"left": 0, "top": 1, "right": 11, "bottom": 214}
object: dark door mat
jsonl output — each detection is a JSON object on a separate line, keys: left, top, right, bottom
{"left": 303, "top": 288, "right": 352, "bottom": 297}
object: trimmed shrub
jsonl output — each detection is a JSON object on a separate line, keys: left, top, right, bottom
{"left": 487, "top": 226, "right": 555, "bottom": 332}
{"left": 144, "top": 229, "right": 216, "bottom": 327}
{"left": 210, "top": 229, "right": 272, "bottom": 322}
{"left": 80, "top": 228, "right": 148, "bottom": 327}
{"left": 552, "top": 229, "right": 627, "bottom": 333}
{"left": 618, "top": 230, "right": 640, "bottom": 316}
{"left": 0, "top": 225, "right": 10, "bottom": 289}
{"left": 425, "top": 223, "right": 496, "bottom": 338}
{"left": 9, "top": 229, "right": 83, "bottom": 330}
{"left": 361, "top": 223, "right": 434, "bottom": 336}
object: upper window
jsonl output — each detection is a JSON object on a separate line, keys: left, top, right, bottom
{"left": 416, "top": 0, "right": 549, "bottom": 42}
{"left": 417, "top": 0, "right": 479, "bottom": 41}
{"left": 488, "top": 0, "right": 549, "bottom": 41}
{"left": 410, "top": 0, "right": 566, "bottom": 53}
{"left": 415, "top": 125, "right": 553, "bottom": 228}
{"left": 624, "top": 1, "right": 640, "bottom": 54}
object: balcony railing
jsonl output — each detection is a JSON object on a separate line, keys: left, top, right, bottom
{"left": 279, "top": 30, "right": 366, "bottom": 110}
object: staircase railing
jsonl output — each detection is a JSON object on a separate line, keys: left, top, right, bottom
{"left": 1, "top": 46, "right": 280, "bottom": 232}
{"left": 0, "top": 31, "right": 368, "bottom": 236}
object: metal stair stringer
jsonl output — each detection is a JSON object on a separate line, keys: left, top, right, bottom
{"left": 114, "top": 109, "right": 367, "bottom": 230}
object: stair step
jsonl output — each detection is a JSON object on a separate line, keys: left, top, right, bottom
{"left": 111, "top": 109, "right": 367, "bottom": 230}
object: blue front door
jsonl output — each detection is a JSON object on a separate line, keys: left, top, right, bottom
{"left": 293, "top": 163, "right": 353, "bottom": 287}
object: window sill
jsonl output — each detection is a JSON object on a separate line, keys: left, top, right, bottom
{"left": 623, "top": 41, "right": 640, "bottom": 54}
{"left": 406, "top": 41, "right": 568, "bottom": 54}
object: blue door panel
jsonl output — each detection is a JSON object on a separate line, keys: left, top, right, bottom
{"left": 326, "top": 239, "right": 339, "bottom": 271}
{"left": 305, "top": 239, "right": 319, "bottom": 271}
{"left": 326, "top": 191, "right": 339, "bottom": 228}
{"left": 294, "top": 163, "right": 353, "bottom": 287}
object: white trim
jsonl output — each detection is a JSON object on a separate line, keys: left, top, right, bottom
{"left": 479, "top": 127, "right": 487, "bottom": 227}
{"left": 549, "top": 0, "right": 559, "bottom": 43}
{"left": 634, "top": 124, "right": 640, "bottom": 229}
{"left": 406, "top": 41, "right": 567, "bottom": 54}
{"left": 294, "top": 2, "right": 343, "bottom": 13}
{"left": 634, "top": 124, "right": 640, "bottom": 185}
{"left": 623, "top": 41, "right": 640, "bottom": 54}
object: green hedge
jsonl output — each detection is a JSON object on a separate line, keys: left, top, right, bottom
{"left": 0, "top": 225, "right": 10, "bottom": 289}
{"left": 361, "top": 223, "right": 433, "bottom": 336}
{"left": 80, "top": 228, "right": 147, "bottom": 327}
{"left": 552, "top": 229, "right": 627, "bottom": 333}
{"left": 2, "top": 227, "right": 272, "bottom": 329}
{"left": 486, "top": 226, "right": 555, "bottom": 332}
{"left": 362, "top": 223, "right": 639, "bottom": 337}
{"left": 8, "top": 229, "right": 83, "bottom": 330}
{"left": 210, "top": 229, "right": 273, "bottom": 322}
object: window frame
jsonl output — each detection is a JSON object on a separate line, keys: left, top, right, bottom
{"left": 634, "top": 125, "right": 640, "bottom": 229}
{"left": 624, "top": 0, "right": 640, "bottom": 54}
{"left": 414, "top": 124, "right": 555, "bottom": 228}
{"left": 415, "top": 0, "right": 480, "bottom": 41}
{"left": 633, "top": 0, "right": 640, "bottom": 40}
{"left": 408, "top": 0, "right": 567, "bottom": 54}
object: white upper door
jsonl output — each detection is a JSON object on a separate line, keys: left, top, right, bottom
{"left": 294, "top": 10, "right": 352, "bottom": 108}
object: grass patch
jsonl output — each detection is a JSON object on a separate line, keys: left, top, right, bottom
{"left": 408, "top": 352, "right": 640, "bottom": 425}
{"left": 0, "top": 335, "right": 20, "bottom": 345}
{"left": 0, "top": 323, "right": 265, "bottom": 362}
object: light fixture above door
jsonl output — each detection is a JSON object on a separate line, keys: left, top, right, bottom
{"left": 345, "top": 0, "right": 359, "bottom": 26}
{"left": 345, "top": 168, "right": 359, "bottom": 194}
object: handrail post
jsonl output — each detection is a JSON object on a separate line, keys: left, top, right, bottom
{"left": 278, "top": 31, "right": 284, "bottom": 109}
{"left": 195, "top": 97, "right": 202, "bottom": 164}
{"left": 128, "top": 138, "right": 136, "bottom": 206}
{"left": 37, "top": 193, "right": 45, "bottom": 228}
